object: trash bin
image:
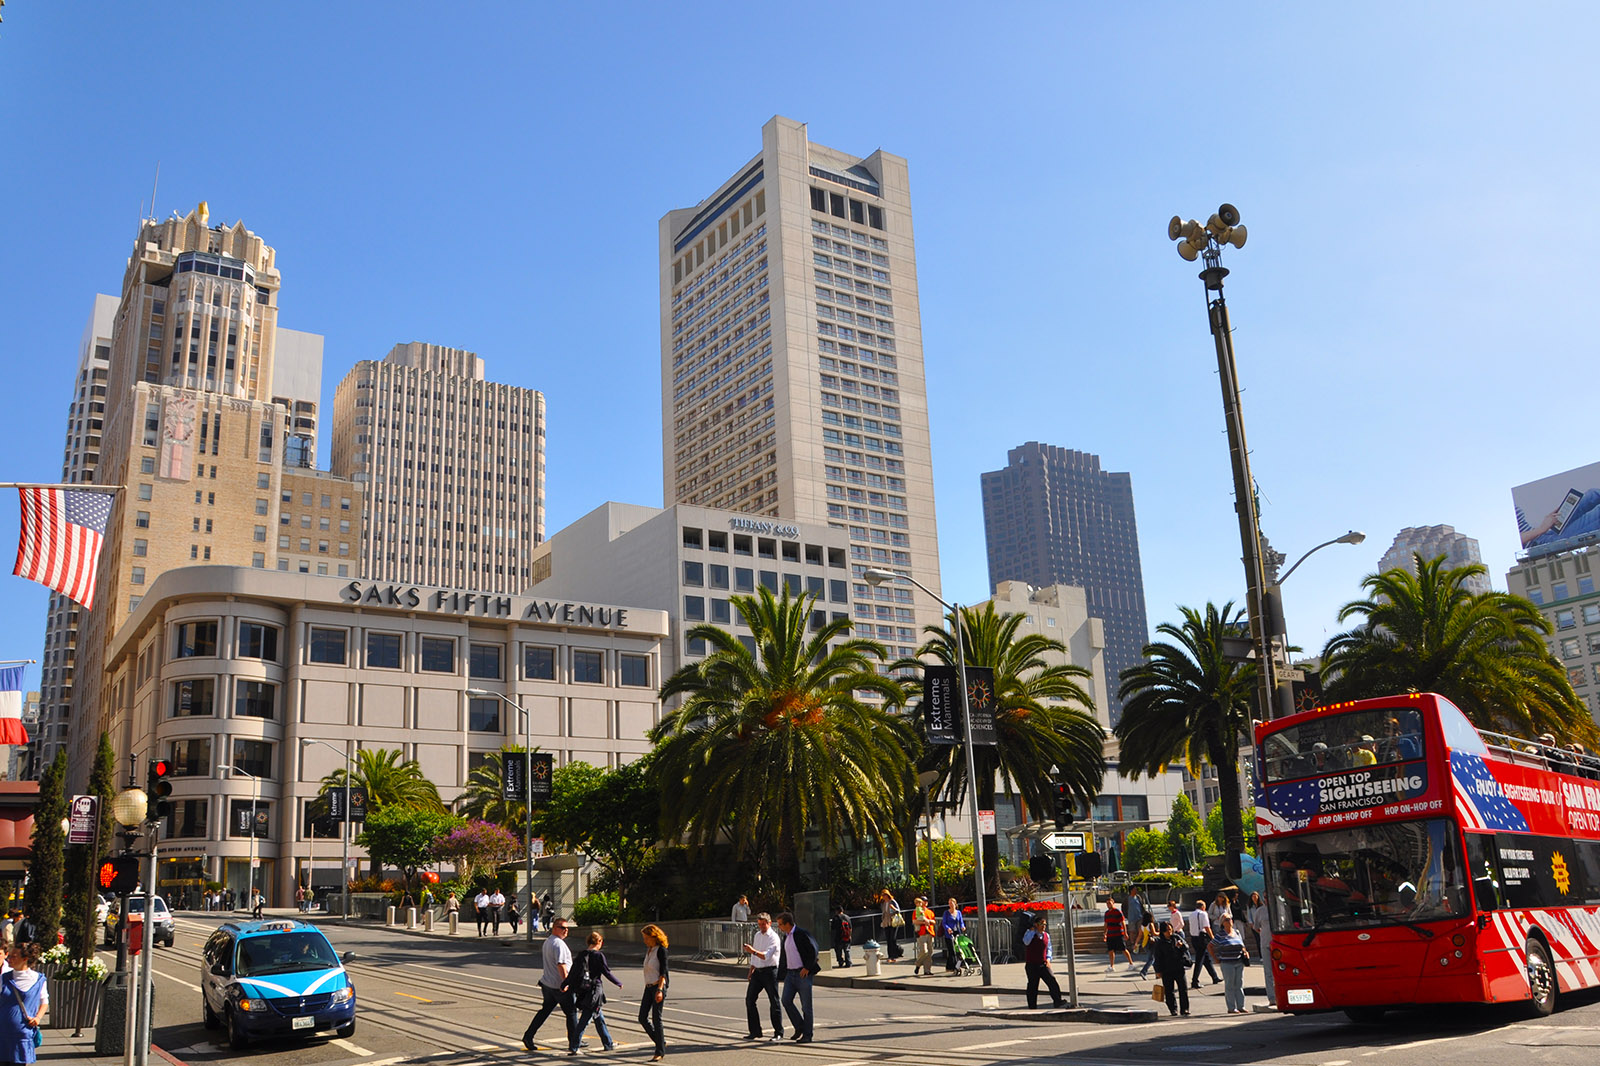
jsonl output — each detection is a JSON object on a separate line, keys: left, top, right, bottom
{"left": 863, "top": 940, "right": 881, "bottom": 977}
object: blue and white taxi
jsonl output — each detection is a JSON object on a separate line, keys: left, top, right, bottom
{"left": 201, "top": 920, "right": 356, "bottom": 1048}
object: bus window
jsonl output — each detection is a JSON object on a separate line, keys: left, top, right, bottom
{"left": 1463, "top": 833, "right": 1502, "bottom": 912}
{"left": 1261, "top": 818, "right": 1465, "bottom": 931}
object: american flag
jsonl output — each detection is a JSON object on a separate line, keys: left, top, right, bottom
{"left": 1264, "top": 779, "right": 1321, "bottom": 832}
{"left": 0, "top": 666, "right": 25, "bottom": 746}
{"left": 13, "top": 487, "right": 113, "bottom": 609}
{"left": 1451, "top": 751, "right": 1530, "bottom": 832}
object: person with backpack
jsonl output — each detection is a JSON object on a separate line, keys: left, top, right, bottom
{"left": 1150, "top": 922, "right": 1192, "bottom": 1017}
{"left": 564, "top": 931, "right": 622, "bottom": 1054}
{"left": 829, "top": 905, "right": 853, "bottom": 968}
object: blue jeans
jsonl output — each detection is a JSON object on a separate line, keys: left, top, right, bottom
{"left": 1221, "top": 959, "right": 1246, "bottom": 1011}
{"left": 571, "top": 1004, "right": 613, "bottom": 1051}
{"left": 781, "top": 972, "right": 813, "bottom": 1038}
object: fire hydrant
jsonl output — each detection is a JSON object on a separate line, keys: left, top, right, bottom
{"left": 863, "top": 940, "right": 881, "bottom": 977}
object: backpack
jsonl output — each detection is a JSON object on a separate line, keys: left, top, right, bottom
{"left": 838, "top": 915, "right": 852, "bottom": 939}
{"left": 570, "top": 950, "right": 601, "bottom": 1008}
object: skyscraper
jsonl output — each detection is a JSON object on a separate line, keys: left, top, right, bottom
{"left": 659, "top": 116, "right": 941, "bottom": 656}
{"left": 331, "top": 342, "right": 545, "bottom": 593}
{"left": 1378, "top": 525, "right": 1490, "bottom": 594}
{"left": 980, "top": 443, "right": 1150, "bottom": 723}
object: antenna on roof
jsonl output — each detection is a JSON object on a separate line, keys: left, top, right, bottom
{"left": 148, "top": 161, "right": 160, "bottom": 223}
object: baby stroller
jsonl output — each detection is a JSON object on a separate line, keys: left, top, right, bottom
{"left": 951, "top": 933, "right": 980, "bottom": 976}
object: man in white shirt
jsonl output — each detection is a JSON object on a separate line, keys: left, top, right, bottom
{"left": 740, "top": 913, "right": 783, "bottom": 1042}
{"left": 474, "top": 889, "right": 491, "bottom": 937}
{"left": 489, "top": 888, "right": 507, "bottom": 935}
{"left": 732, "top": 894, "right": 751, "bottom": 922}
{"left": 522, "top": 917, "right": 576, "bottom": 1051}
{"left": 1186, "top": 901, "right": 1221, "bottom": 988}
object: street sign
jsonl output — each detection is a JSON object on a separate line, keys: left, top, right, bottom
{"left": 977, "top": 810, "right": 995, "bottom": 836}
{"left": 1042, "top": 832, "right": 1086, "bottom": 852}
{"left": 68, "top": 795, "right": 99, "bottom": 845}
{"left": 1279, "top": 667, "right": 1305, "bottom": 682}
{"left": 531, "top": 837, "right": 545, "bottom": 858}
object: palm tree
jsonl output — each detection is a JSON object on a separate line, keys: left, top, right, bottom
{"left": 650, "top": 584, "right": 912, "bottom": 892}
{"left": 459, "top": 746, "right": 531, "bottom": 829}
{"left": 320, "top": 748, "right": 447, "bottom": 878}
{"left": 902, "top": 602, "right": 1106, "bottom": 895}
{"left": 1321, "top": 553, "right": 1596, "bottom": 742}
{"left": 1116, "top": 602, "right": 1256, "bottom": 876}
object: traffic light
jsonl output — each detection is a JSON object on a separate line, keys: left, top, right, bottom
{"left": 147, "top": 758, "right": 173, "bottom": 821}
{"left": 1051, "top": 780, "right": 1074, "bottom": 830}
{"left": 98, "top": 855, "right": 140, "bottom": 895}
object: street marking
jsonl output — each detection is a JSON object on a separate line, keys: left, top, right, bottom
{"left": 393, "top": 991, "right": 434, "bottom": 1002}
{"left": 1325, "top": 1060, "right": 1352, "bottom": 1065}
{"left": 330, "top": 1038, "right": 374, "bottom": 1056}
{"left": 469, "top": 1044, "right": 500, "bottom": 1051}
{"left": 359, "top": 1058, "right": 406, "bottom": 1066}
{"left": 152, "top": 969, "right": 202, "bottom": 992}
{"left": 952, "top": 1039, "right": 1028, "bottom": 1051}
{"left": 1361, "top": 1035, "right": 1475, "bottom": 1056}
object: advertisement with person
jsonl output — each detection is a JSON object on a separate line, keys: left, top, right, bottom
{"left": 1513, "top": 460, "right": 1600, "bottom": 556}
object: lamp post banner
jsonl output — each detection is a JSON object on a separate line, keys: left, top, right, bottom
{"left": 963, "top": 666, "right": 997, "bottom": 746}
{"left": 328, "top": 785, "right": 369, "bottom": 822}
{"left": 502, "top": 752, "right": 528, "bottom": 802}
{"left": 922, "top": 666, "right": 962, "bottom": 745}
{"left": 529, "top": 753, "right": 553, "bottom": 803}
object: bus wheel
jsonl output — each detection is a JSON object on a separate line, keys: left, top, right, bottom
{"left": 1525, "top": 938, "right": 1557, "bottom": 1017}
{"left": 1343, "top": 1007, "right": 1385, "bottom": 1024}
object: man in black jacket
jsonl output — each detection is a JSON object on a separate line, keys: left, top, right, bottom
{"left": 775, "top": 912, "right": 819, "bottom": 1044}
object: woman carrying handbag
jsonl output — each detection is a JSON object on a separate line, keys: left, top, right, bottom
{"left": 1, "top": 942, "right": 47, "bottom": 1065}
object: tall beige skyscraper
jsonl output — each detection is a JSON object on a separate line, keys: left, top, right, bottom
{"left": 659, "top": 117, "right": 941, "bottom": 657}
{"left": 330, "top": 342, "right": 545, "bottom": 593}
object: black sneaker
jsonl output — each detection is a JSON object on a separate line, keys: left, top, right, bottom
{"left": 743, "top": 1034, "right": 761, "bottom": 1040}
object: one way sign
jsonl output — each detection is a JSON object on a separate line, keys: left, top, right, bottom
{"left": 1042, "top": 832, "right": 1085, "bottom": 852}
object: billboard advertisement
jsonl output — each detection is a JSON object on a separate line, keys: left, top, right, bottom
{"left": 1514, "top": 461, "right": 1600, "bottom": 557}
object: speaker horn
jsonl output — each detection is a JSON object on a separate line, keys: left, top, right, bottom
{"left": 1176, "top": 240, "right": 1200, "bottom": 262}
{"left": 1226, "top": 225, "right": 1247, "bottom": 249}
{"left": 1218, "top": 203, "right": 1241, "bottom": 227}
{"left": 1168, "top": 215, "right": 1184, "bottom": 241}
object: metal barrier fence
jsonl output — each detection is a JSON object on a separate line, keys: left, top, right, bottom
{"left": 981, "top": 916, "right": 1014, "bottom": 964}
{"left": 694, "top": 920, "right": 758, "bottom": 961}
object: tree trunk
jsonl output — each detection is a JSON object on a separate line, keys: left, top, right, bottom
{"left": 978, "top": 770, "right": 1001, "bottom": 900}
{"left": 1211, "top": 730, "right": 1246, "bottom": 880}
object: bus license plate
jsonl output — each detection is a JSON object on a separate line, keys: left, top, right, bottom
{"left": 1286, "top": 989, "right": 1314, "bottom": 1006}
{"left": 292, "top": 1015, "right": 315, "bottom": 1030}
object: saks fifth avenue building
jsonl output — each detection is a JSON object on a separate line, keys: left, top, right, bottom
{"left": 99, "top": 566, "right": 667, "bottom": 905}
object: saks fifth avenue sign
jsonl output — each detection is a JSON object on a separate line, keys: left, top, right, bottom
{"left": 339, "top": 581, "right": 630, "bottom": 628}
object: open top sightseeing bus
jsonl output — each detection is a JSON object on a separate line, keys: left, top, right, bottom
{"left": 1255, "top": 692, "right": 1600, "bottom": 1020}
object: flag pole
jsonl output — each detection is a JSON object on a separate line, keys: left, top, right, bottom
{"left": 0, "top": 483, "right": 123, "bottom": 493}
{"left": 0, "top": 661, "right": 37, "bottom": 666}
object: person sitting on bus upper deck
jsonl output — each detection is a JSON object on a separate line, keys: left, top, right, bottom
{"left": 1570, "top": 743, "right": 1600, "bottom": 780}
{"left": 1381, "top": 717, "right": 1421, "bottom": 762}
{"left": 1536, "top": 733, "right": 1574, "bottom": 769}
{"left": 1353, "top": 736, "right": 1377, "bottom": 766}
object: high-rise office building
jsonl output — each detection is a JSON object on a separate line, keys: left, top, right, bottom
{"left": 980, "top": 443, "right": 1150, "bottom": 723}
{"left": 659, "top": 116, "right": 941, "bottom": 656}
{"left": 1378, "top": 525, "right": 1490, "bottom": 594}
{"left": 331, "top": 342, "right": 545, "bottom": 593}
{"left": 32, "top": 294, "right": 116, "bottom": 777}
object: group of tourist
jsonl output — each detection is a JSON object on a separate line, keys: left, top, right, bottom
{"left": 1105, "top": 888, "right": 1272, "bottom": 1016}
{"left": 521, "top": 916, "right": 673, "bottom": 1060}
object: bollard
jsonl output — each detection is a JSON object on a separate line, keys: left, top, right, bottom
{"left": 406, "top": 907, "right": 418, "bottom": 929}
{"left": 863, "top": 941, "right": 881, "bottom": 977}
{"left": 386, "top": 905, "right": 396, "bottom": 927}
{"left": 423, "top": 910, "right": 434, "bottom": 932}
{"left": 448, "top": 912, "right": 459, "bottom": 935}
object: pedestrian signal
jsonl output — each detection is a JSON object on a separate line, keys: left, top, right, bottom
{"left": 99, "top": 855, "right": 140, "bottom": 895}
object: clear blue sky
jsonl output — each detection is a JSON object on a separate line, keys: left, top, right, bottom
{"left": 1, "top": 4, "right": 1595, "bottom": 697}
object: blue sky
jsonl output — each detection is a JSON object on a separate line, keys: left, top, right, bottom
{"left": 1, "top": 4, "right": 1596, "bottom": 697}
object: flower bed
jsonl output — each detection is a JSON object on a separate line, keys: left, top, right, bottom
{"left": 964, "top": 900, "right": 1063, "bottom": 915}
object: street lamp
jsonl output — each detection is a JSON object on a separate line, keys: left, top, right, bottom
{"left": 467, "top": 688, "right": 536, "bottom": 945}
{"left": 1266, "top": 530, "right": 1366, "bottom": 717}
{"left": 300, "top": 738, "right": 354, "bottom": 921}
{"left": 864, "top": 567, "right": 993, "bottom": 985}
{"left": 916, "top": 769, "right": 940, "bottom": 907}
{"left": 1168, "top": 203, "right": 1268, "bottom": 879}
{"left": 111, "top": 788, "right": 148, "bottom": 828}
{"left": 218, "top": 763, "right": 260, "bottom": 913}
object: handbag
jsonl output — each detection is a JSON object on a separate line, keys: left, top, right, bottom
{"left": 890, "top": 911, "right": 904, "bottom": 928}
{"left": 1151, "top": 983, "right": 1166, "bottom": 1003}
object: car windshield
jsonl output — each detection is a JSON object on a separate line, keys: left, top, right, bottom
{"left": 1263, "top": 818, "right": 1467, "bottom": 932}
{"left": 1261, "top": 706, "right": 1426, "bottom": 785}
{"left": 122, "top": 899, "right": 168, "bottom": 916}
{"left": 236, "top": 932, "right": 339, "bottom": 976}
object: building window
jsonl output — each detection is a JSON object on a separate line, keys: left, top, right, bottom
{"left": 682, "top": 527, "right": 702, "bottom": 549}
{"left": 1557, "top": 610, "right": 1577, "bottom": 630}
{"left": 309, "top": 627, "right": 347, "bottom": 665}
{"left": 131, "top": 567, "right": 145, "bottom": 585}
{"left": 168, "top": 799, "right": 208, "bottom": 839}
{"left": 708, "top": 531, "right": 728, "bottom": 552}
{"left": 684, "top": 595, "right": 705, "bottom": 621}
{"left": 420, "top": 636, "right": 455, "bottom": 673}
{"left": 468, "top": 697, "right": 501, "bottom": 733}
{"left": 366, "top": 631, "right": 403, "bottom": 670}
{"left": 469, "top": 643, "right": 503, "bottom": 680}
{"left": 229, "top": 799, "right": 270, "bottom": 839}
{"left": 620, "top": 654, "right": 650, "bottom": 687}
{"left": 137, "top": 484, "right": 152, "bottom": 501}
{"left": 169, "top": 737, "right": 211, "bottom": 777}
{"left": 709, "top": 564, "right": 729, "bottom": 589}
{"left": 232, "top": 739, "right": 275, "bottom": 779}
{"left": 171, "top": 678, "right": 215, "bottom": 717}
{"left": 237, "top": 621, "right": 280, "bottom": 661}
{"left": 735, "top": 568, "right": 754, "bottom": 592}
{"left": 524, "top": 645, "right": 556, "bottom": 680}
{"left": 133, "top": 539, "right": 147, "bottom": 557}
{"left": 173, "top": 620, "right": 218, "bottom": 658}
{"left": 235, "top": 680, "right": 276, "bottom": 719}
{"left": 1584, "top": 604, "right": 1600, "bottom": 626}
{"left": 711, "top": 598, "right": 731, "bottom": 624}
{"left": 573, "top": 649, "right": 603, "bottom": 684}
{"left": 684, "top": 560, "right": 703, "bottom": 587}
{"left": 1561, "top": 636, "right": 1582, "bottom": 659}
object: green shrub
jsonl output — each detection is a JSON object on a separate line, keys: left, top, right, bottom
{"left": 573, "top": 891, "right": 619, "bottom": 926}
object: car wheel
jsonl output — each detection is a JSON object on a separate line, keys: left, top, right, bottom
{"left": 335, "top": 1020, "right": 356, "bottom": 1039}
{"left": 1525, "top": 937, "right": 1557, "bottom": 1017}
{"left": 202, "top": 996, "right": 220, "bottom": 1030}
{"left": 1343, "top": 1006, "right": 1385, "bottom": 1024}
{"left": 227, "top": 1006, "right": 250, "bottom": 1050}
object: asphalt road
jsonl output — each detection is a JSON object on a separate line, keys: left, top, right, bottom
{"left": 130, "top": 914, "right": 1600, "bottom": 1066}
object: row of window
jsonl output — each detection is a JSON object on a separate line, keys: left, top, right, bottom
{"left": 685, "top": 562, "right": 849, "bottom": 601}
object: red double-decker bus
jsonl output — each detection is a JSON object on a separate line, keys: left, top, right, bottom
{"left": 1255, "top": 692, "right": 1600, "bottom": 1020}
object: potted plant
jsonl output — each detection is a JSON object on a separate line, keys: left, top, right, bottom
{"left": 39, "top": 944, "right": 110, "bottom": 1031}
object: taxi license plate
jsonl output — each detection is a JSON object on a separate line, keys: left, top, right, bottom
{"left": 1286, "top": 988, "right": 1314, "bottom": 1006}
{"left": 292, "top": 1016, "right": 315, "bottom": 1030}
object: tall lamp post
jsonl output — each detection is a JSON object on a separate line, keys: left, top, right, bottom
{"left": 468, "top": 688, "right": 536, "bottom": 945}
{"left": 1266, "top": 530, "right": 1366, "bottom": 717}
{"left": 300, "top": 738, "right": 354, "bottom": 921}
{"left": 218, "top": 764, "right": 260, "bottom": 912}
{"left": 916, "top": 769, "right": 940, "bottom": 906}
{"left": 864, "top": 567, "right": 992, "bottom": 985}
